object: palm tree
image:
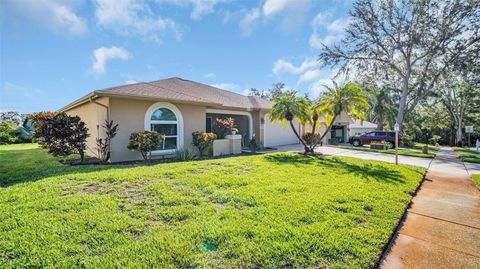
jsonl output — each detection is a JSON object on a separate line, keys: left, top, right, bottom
{"left": 270, "top": 92, "right": 310, "bottom": 153}
{"left": 314, "top": 82, "right": 367, "bottom": 146}
{"left": 365, "top": 85, "right": 397, "bottom": 130}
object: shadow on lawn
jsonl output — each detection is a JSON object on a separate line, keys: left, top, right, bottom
{"left": 0, "top": 148, "right": 136, "bottom": 187}
{"left": 264, "top": 153, "right": 411, "bottom": 184}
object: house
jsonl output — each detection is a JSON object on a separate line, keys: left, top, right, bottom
{"left": 59, "top": 77, "right": 351, "bottom": 162}
{"left": 348, "top": 119, "right": 378, "bottom": 137}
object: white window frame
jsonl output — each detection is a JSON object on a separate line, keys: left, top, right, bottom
{"left": 144, "top": 102, "right": 184, "bottom": 154}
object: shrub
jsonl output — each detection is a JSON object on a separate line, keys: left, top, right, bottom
{"left": 15, "top": 120, "right": 35, "bottom": 143}
{"left": 430, "top": 135, "right": 441, "bottom": 146}
{"left": 401, "top": 133, "right": 415, "bottom": 147}
{"left": 214, "top": 117, "right": 235, "bottom": 138}
{"left": 127, "top": 131, "right": 163, "bottom": 162}
{"left": 249, "top": 133, "right": 258, "bottom": 153}
{"left": 192, "top": 131, "right": 217, "bottom": 156}
{"left": 175, "top": 147, "right": 197, "bottom": 161}
{"left": 0, "top": 122, "right": 17, "bottom": 144}
{"left": 95, "top": 120, "right": 118, "bottom": 163}
{"left": 302, "top": 132, "right": 321, "bottom": 147}
{"left": 30, "top": 112, "right": 89, "bottom": 161}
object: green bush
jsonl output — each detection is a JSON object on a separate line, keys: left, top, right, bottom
{"left": 127, "top": 131, "right": 163, "bottom": 162}
{"left": 401, "top": 132, "right": 415, "bottom": 147}
{"left": 0, "top": 122, "right": 17, "bottom": 144}
{"left": 192, "top": 131, "right": 217, "bottom": 156}
{"left": 302, "top": 132, "right": 321, "bottom": 146}
{"left": 31, "top": 112, "right": 89, "bottom": 161}
{"left": 175, "top": 147, "right": 197, "bottom": 161}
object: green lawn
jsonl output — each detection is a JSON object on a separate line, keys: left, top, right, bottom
{"left": 412, "top": 143, "right": 440, "bottom": 151}
{"left": 0, "top": 144, "right": 425, "bottom": 268}
{"left": 337, "top": 145, "right": 436, "bottom": 158}
{"left": 459, "top": 153, "right": 480, "bottom": 164}
{"left": 473, "top": 175, "right": 480, "bottom": 188}
{"left": 452, "top": 147, "right": 479, "bottom": 154}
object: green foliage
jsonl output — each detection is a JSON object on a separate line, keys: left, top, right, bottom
{"left": 364, "top": 85, "right": 397, "bottom": 130}
{"left": 175, "top": 147, "right": 197, "bottom": 161}
{"left": 213, "top": 118, "right": 235, "bottom": 138}
{"left": 192, "top": 131, "right": 217, "bottom": 156}
{"left": 127, "top": 131, "right": 163, "bottom": 162}
{"left": 0, "top": 122, "right": 17, "bottom": 144}
{"left": 95, "top": 120, "right": 119, "bottom": 163}
{"left": 459, "top": 154, "right": 480, "bottom": 164}
{"left": 15, "top": 119, "right": 35, "bottom": 143}
{"left": 429, "top": 135, "right": 441, "bottom": 145}
{"left": 452, "top": 147, "right": 479, "bottom": 154}
{"left": 302, "top": 132, "right": 320, "bottom": 147}
{"left": 0, "top": 144, "right": 425, "bottom": 268}
{"left": 249, "top": 133, "right": 258, "bottom": 153}
{"left": 30, "top": 112, "right": 89, "bottom": 161}
{"left": 473, "top": 174, "right": 480, "bottom": 187}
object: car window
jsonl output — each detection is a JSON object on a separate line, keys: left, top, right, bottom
{"left": 376, "top": 132, "right": 387, "bottom": 137}
{"left": 366, "top": 132, "right": 375, "bottom": 137}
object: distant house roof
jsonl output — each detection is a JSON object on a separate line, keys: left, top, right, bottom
{"left": 59, "top": 77, "right": 272, "bottom": 112}
{"left": 349, "top": 119, "right": 378, "bottom": 128}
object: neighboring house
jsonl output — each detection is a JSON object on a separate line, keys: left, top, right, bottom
{"left": 348, "top": 119, "right": 378, "bottom": 137}
{"left": 60, "top": 77, "right": 350, "bottom": 162}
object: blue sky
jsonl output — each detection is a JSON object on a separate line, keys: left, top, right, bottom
{"left": 1, "top": 0, "right": 352, "bottom": 113}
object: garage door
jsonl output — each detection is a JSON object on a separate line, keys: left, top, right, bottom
{"left": 263, "top": 114, "right": 300, "bottom": 147}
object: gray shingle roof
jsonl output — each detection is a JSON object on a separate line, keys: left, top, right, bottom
{"left": 95, "top": 77, "right": 272, "bottom": 110}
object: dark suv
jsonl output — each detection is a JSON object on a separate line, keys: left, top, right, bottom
{"left": 349, "top": 131, "right": 401, "bottom": 149}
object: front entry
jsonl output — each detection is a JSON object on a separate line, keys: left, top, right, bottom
{"left": 330, "top": 125, "right": 346, "bottom": 143}
{"left": 206, "top": 113, "right": 250, "bottom": 147}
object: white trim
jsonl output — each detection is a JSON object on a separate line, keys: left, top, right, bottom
{"left": 145, "top": 102, "right": 184, "bottom": 154}
{"left": 206, "top": 109, "right": 253, "bottom": 139}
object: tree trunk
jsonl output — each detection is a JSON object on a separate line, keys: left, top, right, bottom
{"left": 456, "top": 117, "right": 463, "bottom": 145}
{"left": 377, "top": 121, "right": 384, "bottom": 131}
{"left": 396, "top": 78, "right": 409, "bottom": 133}
{"left": 289, "top": 120, "right": 309, "bottom": 154}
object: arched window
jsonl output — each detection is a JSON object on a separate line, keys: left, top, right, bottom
{"left": 145, "top": 102, "right": 184, "bottom": 152}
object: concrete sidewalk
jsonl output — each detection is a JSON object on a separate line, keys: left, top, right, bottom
{"left": 380, "top": 147, "right": 480, "bottom": 269}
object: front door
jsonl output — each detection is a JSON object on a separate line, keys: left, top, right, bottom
{"left": 330, "top": 125, "right": 345, "bottom": 143}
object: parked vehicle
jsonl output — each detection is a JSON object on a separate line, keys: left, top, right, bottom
{"left": 348, "top": 131, "right": 401, "bottom": 149}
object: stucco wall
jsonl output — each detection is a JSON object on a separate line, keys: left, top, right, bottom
{"left": 109, "top": 98, "right": 206, "bottom": 162}
{"left": 64, "top": 97, "right": 109, "bottom": 157}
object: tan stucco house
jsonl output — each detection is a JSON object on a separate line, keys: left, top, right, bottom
{"left": 59, "top": 77, "right": 351, "bottom": 162}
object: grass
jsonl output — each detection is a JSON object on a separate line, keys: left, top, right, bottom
{"left": 452, "top": 147, "right": 479, "bottom": 154}
{"left": 0, "top": 144, "right": 425, "bottom": 268}
{"left": 337, "top": 145, "right": 436, "bottom": 158}
{"left": 459, "top": 154, "right": 480, "bottom": 164}
{"left": 473, "top": 174, "right": 480, "bottom": 188}
{"left": 412, "top": 143, "right": 440, "bottom": 151}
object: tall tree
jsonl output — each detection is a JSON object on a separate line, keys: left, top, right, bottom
{"left": 318, "top": 0, "right": 480, "bottom": 132}
{"left": 365, "top": 85, "right": 397, "bottom": 130}
{"left": 438, "top": 77, "right": 480, "bottom": 145}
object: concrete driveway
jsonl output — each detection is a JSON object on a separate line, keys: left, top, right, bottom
{"left": 273, "top": 144, "right": 480, "bottom": 175}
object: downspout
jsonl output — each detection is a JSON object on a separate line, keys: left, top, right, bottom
{"left": 89, "top": 96, "right": 110, "bottom": 121}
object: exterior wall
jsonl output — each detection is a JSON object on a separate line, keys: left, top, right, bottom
{"left": 64, "top": 97, "right": 109, "bottom": 157}
{"left": 109, "top": 98, "right": 206, "bottom": 162}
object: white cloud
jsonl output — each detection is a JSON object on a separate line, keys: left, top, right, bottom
{"left": 93, "top": 0, "right": 180, "bottom": 42}
{"left": 263, "top": 0, "right": 300, "bottom": 16}
{"left": 262, "top": 0, "right": 311, "bottom": 32}
{"left": 158, "top": 0, "right": 227, "bottom": 20}
{"left": 272, "top": 57, "right": 319, "bottom": 76}
{"left": 210, "top": 83, "right": 239, "bottom": 92}
{"left": 125, "top": 80, "right": 139, "bottom": 84}
{"left": 2, "top": 0, "right": 87, "bottom": 35}
{"left": 92, "top": 46, "right": 131, "bottom": 75}
{"left": 299, "top": 69, "right": 322, "bottom": 83}
{"left": 204, "top": 73, "right": 216, "bottom": 79}
{"left": 239, "top": 8, "right": 260, "bottom": 36}
{"left": 309, "top": 11, "right": 350, "bottom": 49}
